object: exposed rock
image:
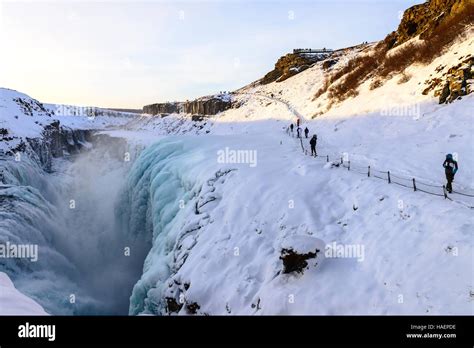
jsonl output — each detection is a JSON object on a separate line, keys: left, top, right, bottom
{"left": 322, "top": 58, "right": 339, "bottom": 70}
{"left": 435, "top": 56, "right": 473, "bottom": 103}
{"left": 143, "top": 102, "right": 181, "bottom": 115}
{"left": 186, "top": 302, "right": 200, "bottom": 314}
{"left": 182, "top": 96, "right": 232, "bottom": 115}
{"left": 12, "top": 97, "right": 54, "bottom": 117}
{"left": 165, "top": 297, "right": 183, "bottom": 314}
{"left": 422, "top": 77, "right": 442, "bottom": 95}
{"left": 4, "top": 121, "right": 93, "bottom": 172}
{"left": 393, "top": 0, "right": 470, "bottom": 47}
{"left": 262, "top": 52, "right": 331, "bottom": 84}
{"left": 191, "top": 115, "right": 207, "bottom": 122}
{"left": 280, "top": 248, "right": 318, "bottom": 274}
{"left": 143, "top": 93, "right": 232, "bottom": 116}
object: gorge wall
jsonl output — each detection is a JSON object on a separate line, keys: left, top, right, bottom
{"left": 143, "top": 95, "right": 232, "bottom": 116}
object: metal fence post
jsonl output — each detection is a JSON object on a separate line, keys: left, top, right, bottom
{"left": 443, "top": 185, "right": 448, "bottom": 199}
{"left": 368, "top": 166, "right": 370, "bottom": 177}
{"left": 348, "top": 161, "right": 350, "bottom": 171}
{"left": 387, "top": 171, "right": 391, "bottom": 183}
{"left": 412, "top": 178, "right": 417, "bottom": 191}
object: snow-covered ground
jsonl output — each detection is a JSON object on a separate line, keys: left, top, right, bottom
{"left": 0, "top": 30, "right": 472, "bottom": 315}
{"left": 0, "top": 272, "right": 47, "bottom": 315}
{"left": 122, "top": 114, "right": 473, "bottom": 315}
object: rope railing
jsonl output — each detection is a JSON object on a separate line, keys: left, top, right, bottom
{"left": 372, "top": 173, "right": 387, "bottom": 181}
{"left": 285, "top": 129, "right": 474, "bottom": 208}
{"left": 391, "top": 179, "right": 413, "bottom": 189}
{"left": 389, "top": 173, "right": 414, "bottom": 182}
{"left": 451, "top": 190, "right": 474, "bottom": 198}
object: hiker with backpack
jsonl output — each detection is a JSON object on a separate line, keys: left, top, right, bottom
{"left": 443, "top": 153, "right": 458, "bottom": 193}
{"left": 310, "top": 134, "right": 317, "bottom": 156}
{"left": 304, "top": 127, "right": 309, "bottom": 138}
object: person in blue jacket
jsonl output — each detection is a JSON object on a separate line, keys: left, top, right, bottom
{"left": 443, "top": 153, "right": 458, "bottom": 193}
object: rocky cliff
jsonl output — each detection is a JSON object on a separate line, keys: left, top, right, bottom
{"left": 1, "top": 121, "right": 93, "bottom": 173}
{"left": 390, "top": 0, "right": 470, "bottom": 47}
{"left": 261, "top": 51, "right": 332, "bottom": 85}
{"left": 143, "top": 94, "right": 232, "bottom": 116}
{"left": 29, "top": 125, "right": 92, "bottom": 172}
{"left": 142, "top": 102, "right": 181, "bottom": 115}
{"left": 428, "top": 54, "right": 474, "bottom": 104}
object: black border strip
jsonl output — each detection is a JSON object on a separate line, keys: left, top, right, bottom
{"left": 0, "top": 315, "right": 472, "bottom": 346}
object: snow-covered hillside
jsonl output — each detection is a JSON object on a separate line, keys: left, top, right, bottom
{"left": 0, "top": 25, "right": 473, "bottom": 315}
{"left": 230, "top": 27, "right": 473, "bottom": 120}
{"left": 0, "top": 88, "right": 137, "bottom": 155}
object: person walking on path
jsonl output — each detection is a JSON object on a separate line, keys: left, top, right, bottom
{"left": 443, "top": 153, "right": 458, "bottom": 193}
{"left": 289, "top": 123, "right": 294, "bottom": 136}
{"left": 304, "top": 127, "right": 309, "bottom": 138}
{"left": 296, "top": 127, "right": 302, "bottom": 138}
{"left": 310, "top": 134, "right": 317, "bottom": 156}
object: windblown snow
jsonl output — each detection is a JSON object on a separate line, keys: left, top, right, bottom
{"left": 0, "top": 33, "right": 473, "bottom": 315}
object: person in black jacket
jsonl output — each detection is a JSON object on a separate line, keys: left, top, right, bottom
{"left": 310, "top": 134, "right": 317, "bottom": 156}
{"left": 296, "top": 127, "right": 302, "bottom": 138}
{"left": 443, "top": 153, "right": 458, "bottom": 193}
{"left": 304, "top": 127, "right": 309, "bottom": 138}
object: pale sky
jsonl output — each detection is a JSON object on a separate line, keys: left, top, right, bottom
{"left": 0, "top": 0, "right": 422, "bottom": 109}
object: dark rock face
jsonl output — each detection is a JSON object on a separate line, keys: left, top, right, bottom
{"left": 191, "top": 115, "right": 207, "bottom": 122}
{"left": 182, "top": 97, "right": 231, "bottom": 115}
{"left": 394, "top": 0, "right": 468, "bottom": 46}
{"left": 439, "top": 83, "right": 452, "bottom": 104}
{"left": 186, "top": 302, "right": 200, "bottom": 314}
{"left": 143, "top": 95, "right": 232, "bottom": 116}
{"left": 17, "top": 121, "right": 93, "bottom": 172}
{"left": 280, "top": 248, "right": 319, "bottom": 274}
{"left": 165, "top": 297, "right": 183, "bottom": 314}
{"left": 261, "top": 52, "right": 332, "bottom": 84}
{"left": 143, "top": 102, "right": 181, "bottom": 115}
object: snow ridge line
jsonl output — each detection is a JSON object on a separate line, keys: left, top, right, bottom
{"left": 286, "top": 131, "right": 474, "bottom": 209}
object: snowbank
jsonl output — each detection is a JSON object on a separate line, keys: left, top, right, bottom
{"left": 0, "top": 272, "right": 48, "bottom": 315}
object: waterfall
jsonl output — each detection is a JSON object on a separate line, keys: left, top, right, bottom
{"left": 1, "top": 132, "right": 232, "bottom": 315}
{"left": 0, "top": 134, "right": 148, "bottom": 314}
{"left": 118, "top": 137, "right": 234, "bottom": 315}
